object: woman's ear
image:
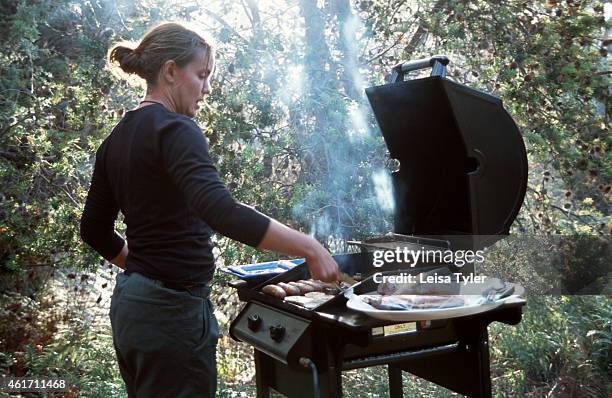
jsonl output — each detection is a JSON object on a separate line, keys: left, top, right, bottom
{"left": 160, "top": 59, "right": 178, "bottom": 84}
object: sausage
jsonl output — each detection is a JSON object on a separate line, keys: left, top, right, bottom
{"left": 262, "top": 284, "right": 286, "bottom": 299}
{"left": 289, "top": 281, "right": 314, "bottom": 294}
{"left": 277, "top": 282, "right": 301, "bottom": 296}
{"left": 300, "top": 280, "right": 323, "bottom": 291}
{"left": 311, "top": 280, "right": 337, "bottom": 290}
{"left": 304, "top": 279, "right": 339, "bottom": 294}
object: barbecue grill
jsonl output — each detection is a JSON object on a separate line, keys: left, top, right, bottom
{"left": 228, "top": 56, "right": 528, "bottom": 398}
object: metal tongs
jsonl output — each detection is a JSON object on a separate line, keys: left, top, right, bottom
{"left": 332, "top": 272, "right": 358, "bottom": 294}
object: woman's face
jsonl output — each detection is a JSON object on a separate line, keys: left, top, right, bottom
{"left": 172, "top": 49, "right": 214, "bottom": 117}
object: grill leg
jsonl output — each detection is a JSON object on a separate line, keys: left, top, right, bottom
{"left": 322, "top": 342, "right": 343, "bottom": 398}
{"left": 388, "top": 365, "right": 404, "bottom": 398}
{"left": 254, "top": 350, "right": 270, "bottom": 398}
{"left": 393, "top": 329, "right": 493, "bottom": 398}
{"left": 252, "top": 349, "right": 342, "bottom": 397}
{"left": 324, "top": 364, "right": 343, "bottom": 398}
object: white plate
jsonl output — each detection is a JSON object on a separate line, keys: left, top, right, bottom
{"left": 346, "top": 294, "right": 522, "bottom": 321}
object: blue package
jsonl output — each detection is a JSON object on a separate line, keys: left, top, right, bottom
{"left": 220, "top": 258, "right": 304, "bottom": 281}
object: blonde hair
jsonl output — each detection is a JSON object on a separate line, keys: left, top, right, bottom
{"left": 108, "top": 22, "right": 214, "bottom": 86}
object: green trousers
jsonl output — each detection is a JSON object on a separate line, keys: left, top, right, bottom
{"left": 110, "top": 272, "right": 219, "bottom": 397}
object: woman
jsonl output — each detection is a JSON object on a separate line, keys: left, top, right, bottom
{"left": 80, "top": 22, "right": 339, "bottom": 398}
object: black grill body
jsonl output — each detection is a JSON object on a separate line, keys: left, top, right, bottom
{"left": 366, "top": 75, "right": 528, "bottom": 250}
{"left": 229, "top": 253, "right": 524, "bottom": 397}
{"left": 229, "top": 57, "right": 528, "bottom": 397}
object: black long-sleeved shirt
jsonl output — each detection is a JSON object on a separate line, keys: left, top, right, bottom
{"left": 80, "top": 103, "right": 270, "bottom": 284}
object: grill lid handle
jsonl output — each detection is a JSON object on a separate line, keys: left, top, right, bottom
{"left": 389, "top": 55, "right": 450, "bottom": 83}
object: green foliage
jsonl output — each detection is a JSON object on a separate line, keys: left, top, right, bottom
{"left": 3, "top": 325, "right": 127, "bottom": 397}
{"left": 22, "top": 325, "right": 127, "bottom": 397}
{"left": 0, "top": 0, "right": 123, "bottom": 273}
{"left": 418, "top": 0, "right": 610, "bottom": 235}
{"left": 5, "top": 0, "right": 605, "bottom": 273}
{"left": 490, "top": 296, "right": 611, "bottom": 396}
{"left": 1, "top": 1, "right": 610, "bottom": 397}
{"left": 0, "top": 281, "right": 125, "bottom": 397}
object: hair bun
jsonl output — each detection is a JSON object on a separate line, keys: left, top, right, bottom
{"left": 107, "top": 22, "right": 214, "bottom": 86}
{"left": 109, "top": 45, "right": 145, "bottom": 77}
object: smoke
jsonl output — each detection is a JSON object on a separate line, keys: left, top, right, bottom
{"left": 309, "top": 212, "right": 331, "bottom": 238}
{"left": 279, "top": 63, "right": 305, "bottom": 105}
{"left": 341, "top": 13, "right": 367, "bottom": 96}
{"left": 286, "top": 2, "right": 396, "bottom": 245}
{"left": 346, "top": 101, "right": 369, "bottom": 142}
{"left": 372, "top": 169, "right": 395, "bottom": 214}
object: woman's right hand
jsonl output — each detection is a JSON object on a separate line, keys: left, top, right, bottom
{"left": 257, "top": 219, "right": 340, "bottom": 282}
{"left": 304, "top": 239, "right": 339, "bottom": 282}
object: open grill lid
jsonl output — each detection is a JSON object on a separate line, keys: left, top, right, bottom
{"left": 365, "top": 56, "right": 528, "bottom": 249}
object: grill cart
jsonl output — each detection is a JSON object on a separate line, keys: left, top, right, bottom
{"left": 228, "top": 56, "right": 528, "bottom": 398}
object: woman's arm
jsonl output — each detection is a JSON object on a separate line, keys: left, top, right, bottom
{"left": 80, "top": 146, "right": 126, "bottom": 264}
{"left": 257, "top": 219, "right": 339, "bottom": 282}
{"left": 110, "top": 241, "right": 129, "bottom": 270}
{"left": 161, "top": 122, "right": 339, "bottom": 281}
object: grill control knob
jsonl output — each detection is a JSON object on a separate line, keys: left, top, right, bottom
{"left": 269, "top": 324, "right": 285, "bottom": 342}
{"left": 247, "top": 314, "right": 262, "bottom": 331}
